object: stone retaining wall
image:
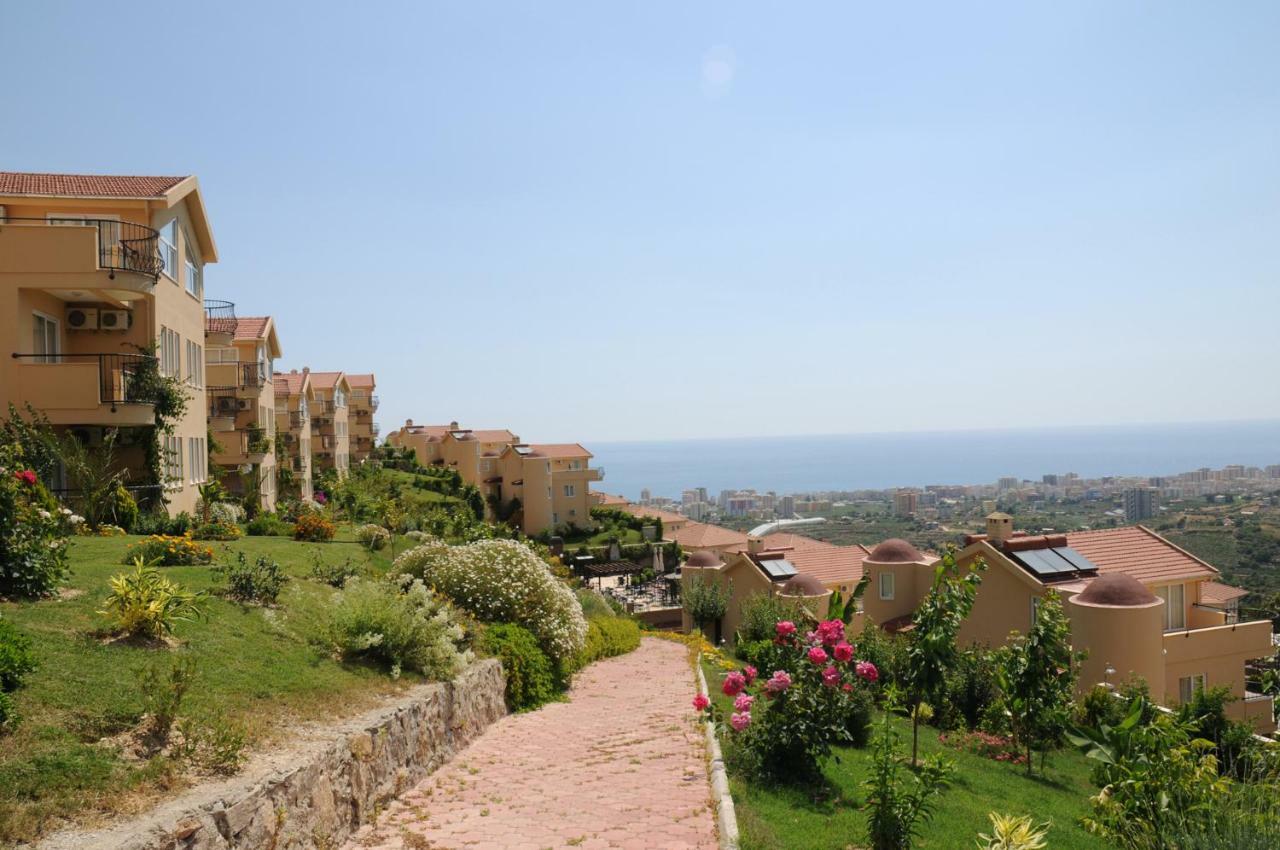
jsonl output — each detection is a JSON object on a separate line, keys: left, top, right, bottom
{"left": 39, "top": 660, "right": 506, "bottom": 850}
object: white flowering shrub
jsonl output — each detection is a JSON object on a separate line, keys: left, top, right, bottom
{"left": 393, "top": 539, "right": 587, "bottom": 664}
{"left": 404, "top": 530, "right": 431, "bottom": 544}
{"left": 325, "top": 576, "right": 472, "bottom": 680}
{"left": 208, "top": 502, "right": 244, "bottom": 525}
{"left": 356, "top": 523, "right": 391, "bottom": 551}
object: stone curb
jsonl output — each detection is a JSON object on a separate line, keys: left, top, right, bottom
{"left": 696, "top": 653, "right": 740, "bottom": 850}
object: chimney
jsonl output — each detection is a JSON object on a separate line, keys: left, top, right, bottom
{"left": 405, "top": 419, "right": 414, "bottom": 427}
{"left": 302, "top": 367, "right": 310, "bottom": 374}
{"left": 449, "top": 420, "right": 459, "bottom": 429}
{"left": 986, "top": 512, "right": 1013, "bottom": 544}
{"left": 290, "top": 369, "right": 298, "bottom": 374}
{"left": 747, "top": 535, "right": 764, "bottom": 554}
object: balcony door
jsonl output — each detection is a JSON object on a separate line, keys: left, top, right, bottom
{"left": 32, "top": 312, "right": 60, "bottom": 363}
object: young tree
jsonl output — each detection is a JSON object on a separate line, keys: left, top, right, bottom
{"left": 863, "top": 714, "right": 953, "bottom": 850}
{"left": 997, "top": 589, "right": 1081, "bottom": 774}
{"left": 904, "top": 545, "right": 986, "bottom": 766}
{"left": 684, "top": 575, "right": 732, "bottom": 644}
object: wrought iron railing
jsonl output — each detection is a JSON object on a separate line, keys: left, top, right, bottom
{"left": 207, "top": 363, "right": 267, "bottom": 391}
{"left": 11, "top": 352, "right": 161, "bottom": 409}
{"left": 204, "top": 300, "right": 237, "bottom": 336}
{"left": 1, "top": 216, "right": 162, "bottom": 280}
{"left": 288, "top": 411, "right": 308, "bottom": 428}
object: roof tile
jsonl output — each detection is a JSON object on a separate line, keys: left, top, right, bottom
{"left": 0, "top": 172, "right": 187, "bottom": 198}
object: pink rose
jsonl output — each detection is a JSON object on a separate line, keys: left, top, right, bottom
{"left": 722, "top": 671, "right": 747, "bottom": 697}
{"left": 16, "top": 470, "right": 36, "bottom": 486}
{"left": 743, "top": 665, "right": 758, "bottom": 685}
{"left": 692, "top": 693, "right": 710, "bottom": 712}
{"left": 841, "top": 682, "right": 853, "bottom": 692}
{"left": 765, "top": 670, "right": 792, "bottom": 695}
{"left": 775, "top": 621, "right": 797, "bottom": 639}
{"left": 833, "top": 642, "right": 854, "bottom": 662}
{"left": 816, "top": 619, "right": 845, "bottom": 647}
{"left": 856, "top": 661, "right": 879, "bottom": 683}
{"left": 733, "top": 693, "right": 755, "bottom": 712}
{"left": 822, "top": 666, "right": 840, "bottom": 688}
{"left": 730, "top": 711, "right": 752, "bottom": 731}
{"left": 808, "top": 646, "right": 829, "bottom": 666}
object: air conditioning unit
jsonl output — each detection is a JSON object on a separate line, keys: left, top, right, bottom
{"left": 216, "top": 396, "right": 238, "bottom": 414}
{"left": 99, "top": 309, "right": 132, "bottom": 330}
{"left": 66, "top": 308, "right": 99, "bottom": 330}
{"left": 236, "top": 399, "right": 253, "bottom": 411}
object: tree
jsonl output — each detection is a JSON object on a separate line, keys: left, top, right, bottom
{"left": 685, "top": 575, "right": 732, "bottom": 644}
{"left": 863, "top": 714, "right": 953, "bottom": 850}
{"left": 996, "top": 590, "right": 1081, "bottom": 774}
{"left": 904, "top": 545, "right": 986, "bottom": 766}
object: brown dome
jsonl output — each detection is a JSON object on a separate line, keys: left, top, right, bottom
{"left": 867, "top": 538, "right": 924, "bottom": 563}
{"left": 684, "top": 550, "right": 722, "bottom": 568}
{"left": 1077, "top": 573, "right": 1157, "bottom": 606}
{"left": 779, "top": 573, "right": 828, "bottom": 597}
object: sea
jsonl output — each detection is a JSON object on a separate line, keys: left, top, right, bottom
{"left": 589, "top": 420, "right": 1280, "bottom": 501}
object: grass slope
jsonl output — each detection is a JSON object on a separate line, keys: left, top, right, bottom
{"left": 0, "top": 530, "right": 412, "bottom": 844}
{"left": 702, "top": 661, "right": 1109, "bottom": 850}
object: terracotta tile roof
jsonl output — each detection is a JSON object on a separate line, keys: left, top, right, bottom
{"left": 1064, "top": 526, "right": 1218, "bottom": 586}
{"left": 593, "top": 492, "right": 630, "bottom": 506}
{"left": 0, "top": 172, "right": 188, "bottom": 198}
{"left": 345, "top": 373, "right": 375, "bottom": 388}
{"left": 233, "top": 317, "right": 271, "bottom": 340}
{"left": 768, "top": 543, "right": 871, "bottom": 588}
{"left": 306, "top": 371, "right": 345, "bottom": 389}
{"left": 752, "top": 533, "right": 840, "bottom": 554}
{"left": 668, "top": 522, "right": 750, "bottom": 551}
{"left": 1200, "top": 581, "right": 1249, "bottom": 605}
{"left": 274, "top": 373, "right": 307, "bottom": 396}
{"left": 527, "top": 443, "right": 593, "bottom": 459}
{"left": 403, "top": 424, "right": 451, "bottom": 439}
{"left": 470, "top": 430, "right": 517, "bottom": 443}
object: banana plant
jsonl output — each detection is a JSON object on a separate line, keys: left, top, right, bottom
{"left": 827, "top": 575, "right": 870, "bottom": 624}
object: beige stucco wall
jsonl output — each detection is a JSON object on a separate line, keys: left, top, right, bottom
{"left": 861, "top": 557, "right": 932, "bottom": 626}
{"left": 1163, "top": 618, "right": 1274, "bottom": 730}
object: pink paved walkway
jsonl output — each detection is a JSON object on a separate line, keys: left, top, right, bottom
{"left": 348, "top": 638, "right": 717, "bottom": 850}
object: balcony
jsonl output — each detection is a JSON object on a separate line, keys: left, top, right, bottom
{"left": 213, "top": 427, "right": 273, "bottom": 466}
{"left": 9, "top": 353, "right": 160, "bottom": 426}
{"left": 0, "top": 217, "right": 162, "bottom": 288}
{"left": 288, "top": 411, "right": 309, "bottom": 429}
{"left": 1163, "top": 618, "right": 1276, "bottom": 730}
{"left": 204, "top": 300, "right": 237, "bottom": 340}
{"left": 207, "top": 361, "right": 268, "bottom": 393}
{"left": 557, "top": 467, "right": 603, "bottom": 482}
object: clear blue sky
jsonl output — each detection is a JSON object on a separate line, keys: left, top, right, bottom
{"left": 5, "top": 3, "right": 1279, "bottom": 442}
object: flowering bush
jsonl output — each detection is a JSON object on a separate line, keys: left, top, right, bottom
{"left": 696, "top": 618, "right": 880, "bottom": 781}
{"left": 192, "top": 519, "right": 242, "bottom": 541}
{"left": 324, "top": 576, "right": 472, "bottom": 680}
{"left": 938, "top": 729, "right": 1027, "bottom": 765}
{"left": 123, "top": 534, "right": 214, "bottom": 566}
{"left": 0, "top": 449, "right": 70, "bottom": 598}
{"left": 392, "top": 538, "right": 587, "bottom": 664}
{"left": 356, "top": 523, "right": 391, "bottom": 551}
{"left": 293, "top": 512, "right": 336, "bottom": 542}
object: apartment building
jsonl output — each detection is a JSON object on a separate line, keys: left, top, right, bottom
{"left": 273, "top": 370, "right": 314, "bottom": 500}
{"left": 859, "top": 514, "right": 1275, "bottom": 731}
{"left": 205, "top": 311, "right": 281, "bottom": 511}
{"left": 0, "top": 172, "right": 217, "bottom": 515}
{"left": 305, "top": 370, "right": 351, "bottom": 479}
{"left": 346, "top": 373, "right": 377, "bottom": 465}
{"left": 385, "top": 419, "right": 452, "bottom": 464}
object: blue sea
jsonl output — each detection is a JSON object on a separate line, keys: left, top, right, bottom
{"left": 589, "top": 420, "right": 1280, "bottom": 500}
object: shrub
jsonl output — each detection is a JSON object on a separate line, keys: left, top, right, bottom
{"left": 937, "top": 647, "right": 1002, "bottom": 732}
{"left": 0, "top": 446, "right": 71, "bottom": 598}
{"left": 480, "top": 622, "right": 557, "bottom": 711}
{"left": 575, "top": 616, "right": 641, "bottom": 670}
{"left": 575, "top": 588, "right": 616, "bottom": 620}
{"left": 356, "top": 523, "right": 390, "bottom": 551}
{"left": 110, "top": 485, "right": 139, "bottom": 533}
{"left": 293, "top": 512, "right": 336, "bottom": 542}
{"left": 737, "top": 592, "right": 802, "bottom": 643}
{"left": 393, "top": 539, "right": 587, "bottom": 664}
{"left": 324, "top": 576, "right": 472, "bottom": 679}
{"left": 219, "top": 552, "right": 288, "bottom": 604}
{"left": 310, "top": 552, "right": 362, "bottom": 587}
{"left": 404, "top": 530, "right": 431, "bottom": 544}
{"left": 123, "top": 534, "right": 214, "bottom": 566}
{"left": 100, "top": 564, "right": 207, "bottom": 640}
{"left": 245, "top": 513, "right": 292, "bottom": 537}
{"left": 0, "top": 617, "right": 37, "bottom": 732}
{"left": 139, "top": 656, "right": 196, "bottom": 744}
{"left": 192, "top": 519, "right": 242, "bottom": 541}
{"left": 699, "top": 617, "right": 882, "bottom": 782}
{"left": 976, "top": 812, "right": 1051, "bottom": 850}
{"left": 863, "top": 714, "right": 953, "bottom": 850}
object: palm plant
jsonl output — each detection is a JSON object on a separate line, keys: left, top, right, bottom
{"left": 48, "top": 427, "right": 125, "bottom": 529}
{"left": 100, "top": 560, "right": 206, "bottom": 639}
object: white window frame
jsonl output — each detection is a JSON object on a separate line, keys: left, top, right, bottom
{"left": 158, "top": 220, "right": 178, "bottom": 280}
{"left": 1178, "top": 673, "right": 1206, "bottom": 704}
{"left": 564, "top": 484, "right": 576, "bottom": 497}
{"left": 185, "top": 340, "right": 203, "bottom": 388}
{"left": 879, "top": 571, "right": 895, "bottom": 601}
{"left": 183, "top": 228, "right": 202, "bottom": 297}
{"left": 32, "top": 311, "right": 60, "bottom": 362}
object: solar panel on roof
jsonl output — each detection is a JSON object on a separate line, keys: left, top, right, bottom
{"left": 1014, "top": 549, "right": 1077, "bottom": 578}
{"left": 1052, "top": 547, "right": 1099, "bottom": 574}
{"left": 760, "top": 559, "right": 798, "bottom": 580}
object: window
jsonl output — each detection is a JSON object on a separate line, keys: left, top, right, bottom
{"left": 879, "top": 571, "right": 895, "bottom": 600}
{"left": 1178, "top": 673, "right": 1206, "bottom": 704}
{"left": 164, "top": 436, "right": 183, "bottom": 487}
{"left": 334, "top": 389, "right": 346, "bottom": 408}
{"left": 185, "top": 340, "right": 203, "bottom": 387}
{"left": 563, "top": 484, "right": 576, "bottom": 497}
{"left": 159, "top": 327, "right": 181, "bottom": 378}
{"left": 32, "top": 312, "right": 59, "bottom": 362}
{"left": 158, "top": 221, "right": 177, "bottom": 279}
{"left": 1162, "top": 583, "right": 1186, "bottom": 631}
{"left": 184, "top": 253, "right": 201, "bottom": 297}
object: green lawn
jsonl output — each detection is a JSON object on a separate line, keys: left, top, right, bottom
{"left": 0, "top": 528, "right": 418, "bottom": 845}
{"left": 702, "top": 661, "right": 1109, "bottom": 850}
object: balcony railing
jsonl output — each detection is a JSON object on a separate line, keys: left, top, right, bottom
{"left": 207, "top": 362, "right": 267, "bottom": 391}
{"left": 288, "top": 411, "right": 308, "bottom": 428}
{"left": 1, "top": 216, "right": 164, "bottom": 280}
{"left": 370, "top": 394, "right": 379, "bottom": 410}
{"left": 204, "top": 300, "right": 237, "bottom": 336}
{"left": 11, "top": 352, "right": 161, "bottom": 409}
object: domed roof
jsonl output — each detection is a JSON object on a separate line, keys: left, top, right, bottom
{"left": 867, "top": 538, "right": 925, "bottom": 563}
{"left": 684, "top": 550, "right": 723, "bottom": 568}
{"left": 1077, "top": 573, "right": 1158, "bottom": 606}
{"left": 778, "top": 573, "right": 828, "bottom": 597}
